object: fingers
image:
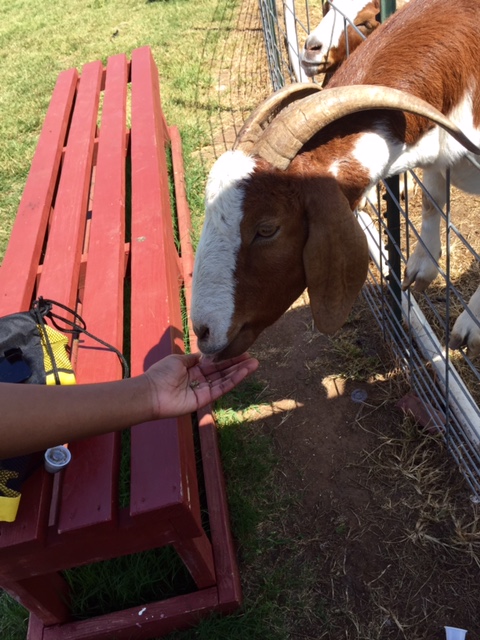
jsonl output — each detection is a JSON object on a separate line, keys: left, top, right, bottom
{"left": 201, "top": 356, "right": 259, "bottom": 384}
{"left": 198, "top": 352, "right": 254, "bottom": 376}
{"left": 181, "top": 352, "right": 202, "bottom": 368}
{"left": 192, "top": 357, "right": 259, "bottom": 404}
{"left": 207, "top": 363, "right": 259, "bottom": 402}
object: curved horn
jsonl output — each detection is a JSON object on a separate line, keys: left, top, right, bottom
{"left": 233, "top": 82, "right": 322, "bottom": 153}
{"left": 250, "top": 84, "right": 480, "bottom": 169}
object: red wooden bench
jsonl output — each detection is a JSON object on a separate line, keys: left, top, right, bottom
{"left": 0, "top": 46, "right": 241, "bottom": 639}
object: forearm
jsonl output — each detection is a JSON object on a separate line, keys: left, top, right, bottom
{"left": 0, "top": 377, "right": 155, "bottom": 459}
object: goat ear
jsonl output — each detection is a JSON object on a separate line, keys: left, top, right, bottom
{"left": 303, "top": 180, "right": 369, "bottom": 334}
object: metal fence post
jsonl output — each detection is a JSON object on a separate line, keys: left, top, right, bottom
{"left": 258, "top": 0, "right": 285, "bottom": 90}
{"left": 380, "top": 0, "right": 396, "bottom": 18}
{"left": 380, "top": 0, "right": 402, "bottom": 330}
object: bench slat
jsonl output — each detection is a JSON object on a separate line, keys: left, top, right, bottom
{"left": 37, "top": 60, "right": 103, "bottom": 311}
{"left": 0, "top": 70, "right": 79, "bottom": 550}
{"left": 129, "top": 46, "right": 190, "bottom": 516}
{"left": 128, "top": 48, "right": 215, "bottom": 586}
{"left": 0, "top": 68, "right": 78, "bottom": 315}
{"left": 169, "top": 126, "right": 196, "bottom": 349}
{"left": 57, "top": 54, "right": 129, "bottom": 534}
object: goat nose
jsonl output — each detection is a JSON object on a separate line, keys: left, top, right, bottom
{"left": 305, "top": 35, "right": 321, "bottom": 51}
{"left": 193, "top": 323, "right": 210, "bottom": 343}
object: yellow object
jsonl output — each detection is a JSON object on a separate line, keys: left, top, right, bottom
{"left": 40, "top": 324, "right": 76, "bottom": 386}
{"left": 0, "top": 470, "right": 21, "bottom": 523}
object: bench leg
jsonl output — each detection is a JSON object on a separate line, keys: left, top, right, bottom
{"left": 2, "top": 572, "right": 71, "bottom": 626}
{"left": 173, "top": 532, "right": 216, "bottom": 589}
{"left": 27, "top": 613, "right": 45, "bottom": 640}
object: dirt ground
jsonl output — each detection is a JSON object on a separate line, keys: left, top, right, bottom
{"left": 196, "top": 1, "right": 480, "bottom": 637}
{"left": 246, "top": 291, "right": 480, "bottom": 639}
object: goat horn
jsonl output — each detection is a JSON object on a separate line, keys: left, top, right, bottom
{"left": 233, "top": 82, "right": 322, "bottom": 153}
{"left": 250, "top": 84, "right": 480, "bottom": 170}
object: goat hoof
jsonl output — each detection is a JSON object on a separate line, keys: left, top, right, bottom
{"left": 450, "top": 330, "right": 480, "bottom": 357}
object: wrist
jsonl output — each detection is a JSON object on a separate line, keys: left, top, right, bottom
{"left": 137, "top": 372, "right": 159, "bottom": 422}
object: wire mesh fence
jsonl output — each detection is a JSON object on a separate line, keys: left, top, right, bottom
{"left": 257, "top": 0, "right": 480, "bottom": 499}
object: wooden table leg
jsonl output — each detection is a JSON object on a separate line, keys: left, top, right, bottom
{"left": 2, "top": 572, "right": 71, "bottom": 626}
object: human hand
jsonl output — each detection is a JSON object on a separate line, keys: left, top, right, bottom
{"left": 144, "top": 352, "right": 259, "bottom": 419}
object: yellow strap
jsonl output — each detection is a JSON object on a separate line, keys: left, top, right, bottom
{"left": 39, "top": 324, "right": 77, "bottom": 386}
{"left": 0, "top": 495, "right": 21, "bottom": 522}
{"left": 0, "top": 470, "right": 21, "bottom": 522}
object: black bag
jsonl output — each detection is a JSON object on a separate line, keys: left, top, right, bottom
{"left": 0, "top": 298, "right": 128, "bottom": 522}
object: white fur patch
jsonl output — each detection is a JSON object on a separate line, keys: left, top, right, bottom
{"left": 191, "top": 150, "right": 256, "bottom": 353}
{"left": 308, "top": 0, "right": 371, "bottom": 53}
{"left": 345, "top": 93, "right": 480, "bottom": 185}
{"left": 351, "top": 130, "right": 392, "bottom": 184}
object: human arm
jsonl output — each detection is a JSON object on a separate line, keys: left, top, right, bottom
{"left": 0, "top": 352, "right": 259, "bottom": 458}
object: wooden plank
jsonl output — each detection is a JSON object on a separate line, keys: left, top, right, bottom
{"left": 0, "top": 68, "right": 78, "bottom": 315}
{"left": 27, "top": 613, "right": 46, "bottom": 640}
{"left": 172, "top": 123, "right": 242, "bottom": 608}
{"left": 37, "top": 60, "right": 103, "bottom": 312}
{"left": 169, "top": 125, "right": 197, "bottom": 351}
{"left": 197, "top": 408, "right": 243, "bottom": 610}
{"left": 0, "top": 470, "right": 53, "bottom": 555}
{"left": 58, "top": 54, "right": 129, "bottom": 534}
{"left": 41, "top": 588, "right": 219, "bottom": 640}
{"left": 2, "top": 572, "right": 70, "bottom": 626}
{"left": 129, "top": 46, "right": 188, "bottom": 516}
{"left": 75, "top": 52, "right": 128, "bottom": 384}
{"left": 0, "top": 510, "right": 181, "bottom": 582}
{"left": 128, "top": 48, "right": 215, "bottom": 589}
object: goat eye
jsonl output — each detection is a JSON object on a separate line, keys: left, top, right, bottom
{"left": 255, "top": 224, "right": 279, "bottom": 239}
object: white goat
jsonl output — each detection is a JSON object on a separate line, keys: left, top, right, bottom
{"left": 191, "top": 0, "right": 480, "bottom": 361}
{"left": 301, "top": 0, "right": 411, "bottom": 78}
{"left": 301, "top": 0, "right": 381, "bottom": 79}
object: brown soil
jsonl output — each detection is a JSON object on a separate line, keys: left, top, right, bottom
{"left": 198, "top": 1, "right": 480, "bottom": 637}
{"left": 246, "top": 293, "right": 480, "bottom": 639}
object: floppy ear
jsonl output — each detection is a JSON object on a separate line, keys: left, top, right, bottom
{"left": 303, "top": 179, "right": 369, "bottom": 334}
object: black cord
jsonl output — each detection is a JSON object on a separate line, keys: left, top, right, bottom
{"left": 33, "top": 298, "right": 130, "bottom": 379}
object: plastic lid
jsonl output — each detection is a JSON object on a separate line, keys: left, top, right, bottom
{"left": 44, "top": 445, "right": 72, "bottom": 473}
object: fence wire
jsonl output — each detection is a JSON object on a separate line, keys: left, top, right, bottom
{"left": 257, "top": 0, "right": 480, "bottom": 499}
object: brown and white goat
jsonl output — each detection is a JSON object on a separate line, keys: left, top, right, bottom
{"left": 301, "top": 0, "right": 415, "bottom": 210}
{"left": 301, "top": 0, "right": 411, "bottom": 78}
{"left": 301, "top": 0, "right": 381, "bottom": 78}
{"left": 191, "top": 0, "right": 480, "bottom": 360}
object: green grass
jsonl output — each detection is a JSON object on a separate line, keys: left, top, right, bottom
{"left": 0, "top": 0, "right": 219, "bottom": 256}
{"left": 0, "top": 1, "right": 315, "bottom": 638}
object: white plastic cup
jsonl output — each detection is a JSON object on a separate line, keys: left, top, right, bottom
{"left": 445, "top": 627, "right": 467, "bottom": 640}
{"left": 44, "top": 445, "right": 72, "bottom": 473}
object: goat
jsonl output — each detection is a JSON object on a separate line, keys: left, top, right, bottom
{"left": 301, "top": 0, "right": 381, "bottom": 79}
{"left": 301, "top": 0, "right": 411, "bottom": 79}
{"left": 191, "top": 0, "right": 480, "bottom": 362}
{"left": 301, "top": 0, "right": 416, "bottom": 228}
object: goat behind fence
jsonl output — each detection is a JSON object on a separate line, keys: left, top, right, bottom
{"left": 253, "top": 0, "right": 480, "bottom": 498}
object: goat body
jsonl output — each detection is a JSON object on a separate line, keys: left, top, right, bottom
{"left": 191, "top": 0, "right": 480, "bottom": 360}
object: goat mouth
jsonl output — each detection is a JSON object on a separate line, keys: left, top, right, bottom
{"left": 300, "top": 60, "right": 329, "bottom": 77}
{"left": 203, "top": 323, "right": 258, "bottom": 363}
